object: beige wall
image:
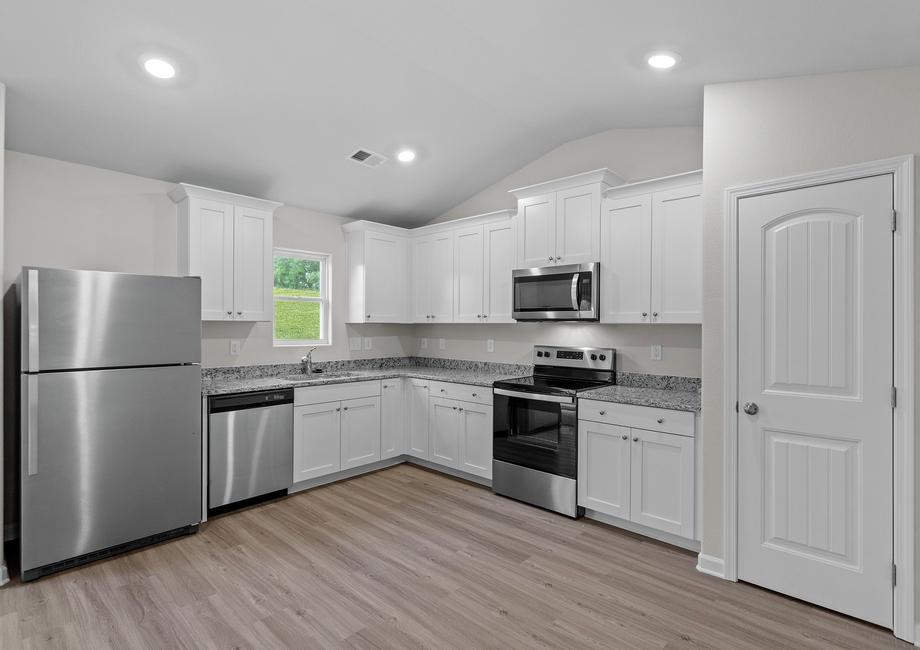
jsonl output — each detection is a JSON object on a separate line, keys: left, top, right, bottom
{"left": 3, "top": 151, "right": 414, "bottom": 367}
{"left": 434, "top": 126, "right": 703, "bottom": 223}
{"left": 700, "top": 66, "right": 920, "bottom": 576}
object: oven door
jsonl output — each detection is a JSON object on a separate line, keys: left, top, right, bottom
{"left": 492, "top": 388, "right": 577, "bottom": 479}
{"left": 512, "top": 262, "right": 598, "bottom": 321}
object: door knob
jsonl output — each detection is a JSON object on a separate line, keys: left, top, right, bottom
{"left": 743, "top": 402, "right": 759, "bottom": 415}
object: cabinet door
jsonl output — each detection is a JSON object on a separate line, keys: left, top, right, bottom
{"left": 577, "top": 420, "right": 631, "bottom": 519}
{"left": 453, "top": 226, "right": 484, "bottom": 323}
{"left": 411, "top": 238, "right": 431, "bottom": 322}
{"left": 233, "top": 206, "right": 273, "bottom": 321}
{"left": 428, "top": 397, "right": 460, "bottom": 468}
{"left": 407, "top": 380, "right": 429, "bottom": 459}
{"left": 458, "top": 402, "right": 492, "bottom": 479}
{"left": 483, "top": 220, "right": 515, "bottom": 323}
{"left": 629, "top": 428, "right": 694, "bottom": 538}
{"left": 650, "top": 185, "right": 702, "bottom": 324}
{"left": 380, "top": 380, "right": 405, "bottom": 459}
{"left": 293, "top": 402, "right": 341, "bottom": 482}
{"left": 555, "top": 184, "right": 601, "bottom": 265}
{"left": 428, "top": 232, "right": 454, "bottom": 321}
{"left": 517, "top": 193, "right": 556, "bottom": 267}
{"left": 366, "top": 232, "right": 408, "bottom": 322}
{"left": 340, "top": 397, "right": 381, "bottom": 470}
{"left": 188, "top": 198, "right": 235, "bottom": 320}
{"left": 600, "top": 194, "right": 652, "bottom": 323}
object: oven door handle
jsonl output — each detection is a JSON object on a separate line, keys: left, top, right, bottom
{"left": 494, "top": 388, "right": 575, "bottom": 404}
{"left": 571, "top": 273, "right": 580, "bottom": 311}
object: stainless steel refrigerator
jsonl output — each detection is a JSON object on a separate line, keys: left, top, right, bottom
{"left": 17, "top": 267, "right": 203, "bottom": 580}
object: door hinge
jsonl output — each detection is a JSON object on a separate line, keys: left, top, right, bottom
{"left": 891, "top": 386, "right": 897, "bottom": 409}
{"left": 893, "top": 563, "right": 897, "bottom": 586}
{"left": 891, "top": 209, "right": 897, "bottom": 232}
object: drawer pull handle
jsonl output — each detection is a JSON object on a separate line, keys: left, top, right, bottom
{"left": 599, "top": 410, "right": 606, "bottom": 416}
{"left": 656, "top": 418, "right": 664, "bottom": 424}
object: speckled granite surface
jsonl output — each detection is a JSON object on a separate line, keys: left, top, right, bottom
{"left": 202, "top": 357, "right": 701, "bottom": 411}
{"left": 578, "top": 384, "right": 700, "bottom": 412}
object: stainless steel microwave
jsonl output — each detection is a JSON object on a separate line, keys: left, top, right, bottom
{"left": 512, "top": 262, "right": 599, "bottom": 321}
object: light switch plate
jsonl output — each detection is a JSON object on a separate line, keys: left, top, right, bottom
{"left": 349, "top": 337, "right": 362, "bottom": 351}
{"left": 420, "top": 337, "right": 428, "bottom": 349}
{"left": 229, "top": 340, "right": 241, "bottom": 356}
{"left": 487, "top": 339, "right": 494, "bottom": 353}
{"left": 651, "top": 344, "right": 662, "bottom": 361}
{"left": 364, "top": 337, "right": 373, "bottom": 350}
{"left": 439, "top": 338, "right": 446, "bottom": 350}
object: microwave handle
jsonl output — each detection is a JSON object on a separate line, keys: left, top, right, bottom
{"left": 571, "top": 274, "right": 580, "bottom": 311}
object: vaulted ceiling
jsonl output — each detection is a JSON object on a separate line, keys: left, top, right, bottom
{"left": 2, "top": 1, "right": 920, "bottom": 225}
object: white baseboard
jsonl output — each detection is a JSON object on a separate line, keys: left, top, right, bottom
{"left": 913, "top": 622, "right": 920, "bottom": 646}
{"left": 696, "top": 553, "right": 726, "bottom": 579}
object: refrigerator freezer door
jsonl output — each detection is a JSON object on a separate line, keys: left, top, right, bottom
{"left": 21, "top": 267, "right": 201, "bottom": 372}
{"left": 20, "top": 365, "right": 201, "bottom": 574}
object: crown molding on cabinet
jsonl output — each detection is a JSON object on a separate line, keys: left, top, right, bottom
{"left": 410, "top": 209, "right": 516, "bottom": 237}
{"left": 168, "top": 183, "right": 283, "bottom": 212}
{"left": 341, "top": 220, "right": 413, "bottom": 236}
{"left": 603, "top": 170, "right": 702, "bottom": 199}
{"left": 509, "top": 168, "right": 625, "bottom": 199}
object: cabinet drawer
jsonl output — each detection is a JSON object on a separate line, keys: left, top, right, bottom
{"left": 578, "top": 399, "right": 693, "bottom": 437}
{"left": 428, "top": 381, "right": 491, "bottom": 405}
{"left": 294, "top": 380, "right": 381, "bottom": 406}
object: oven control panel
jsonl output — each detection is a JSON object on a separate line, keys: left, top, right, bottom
{"left": 533, "top": 346, "right": 615, "bottom": 371}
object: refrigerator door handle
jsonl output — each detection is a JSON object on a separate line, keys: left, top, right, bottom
{"left": 25, "top": 375, "right": 38, "bottom": 475}
{"left": 27, "top": 268, "right": 39, "bottom": 372}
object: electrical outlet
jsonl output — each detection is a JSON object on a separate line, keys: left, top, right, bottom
{"left": 229, "top": 340, "right": 241, "bottom": 356}
{"left": 487, "top": 339, "right": 495, "bottom": 353}
{"left": 438, "top": 338, "right": 446, "bottom": 350}
{"left": 364, "top": 337, "right": 373, "bottom": 350}
{"left": 651, "top": 344, "right": 662, "bottom": 361}
{"left": 349, "top": 337, "right": 362, "bottom": 351}
{"left": 420, "top": 337, "right": 428, "bottom": 349}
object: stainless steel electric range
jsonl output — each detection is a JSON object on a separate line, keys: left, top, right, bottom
{"left": 492, "top": 345, "right": 615, "bottom": 518}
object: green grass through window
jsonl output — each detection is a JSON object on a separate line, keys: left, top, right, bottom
{"left": 274, "top": 287, "right": 321, "bottom": 341}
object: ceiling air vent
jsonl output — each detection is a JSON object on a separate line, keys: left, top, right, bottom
{"left": 349, "top": 149, "right": 387, "bottom": 168}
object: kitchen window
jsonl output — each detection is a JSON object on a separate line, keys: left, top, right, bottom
{"left": 273, "top": 248, "right": 330, "bottom": 346}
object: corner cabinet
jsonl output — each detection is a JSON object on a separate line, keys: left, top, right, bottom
{"left": 600, "top": 171, "right": 702, "bottom": 324}
{"left": 512, "top": 169, "right": 624, "bottom": 268}
{"left": 170, "top": 183, "right": 280, "bottom": 322}
{"left": 343, "top": 223, "right": 410, "bottom": 323}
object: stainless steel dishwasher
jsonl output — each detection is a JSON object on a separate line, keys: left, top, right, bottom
{"left": 208, "top": 389, "right": 294, "bottom": 509}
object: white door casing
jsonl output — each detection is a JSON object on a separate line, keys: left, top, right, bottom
{"left": 736, "top": 174, "right": 894, "bottom": 628}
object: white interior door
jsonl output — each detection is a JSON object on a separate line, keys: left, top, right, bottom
{"left": 454, "top": 226, "right": 484, "bottom": 323}
{"left": 600, "top": 194, "right": 652, "bottom": 323}
{"left": 232, "top": 206, "right": 273, "bottom": 321}
{"left": 737, "top": 174, "right": 894, "bottom": 628}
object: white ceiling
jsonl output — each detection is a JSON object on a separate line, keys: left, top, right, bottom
{"left": 2, "top": 1, "right": 920, "bottom": 226}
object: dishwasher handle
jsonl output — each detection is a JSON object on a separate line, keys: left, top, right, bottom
{"left": 210, "top": 388, "right": 294, "bottom": 413}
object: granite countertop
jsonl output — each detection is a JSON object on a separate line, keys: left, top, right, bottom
{"left": 578, "top": 385, "right": 700, "bottom": 412}
{"left": 201, "top": 366, "right": 526, "bottom": 396}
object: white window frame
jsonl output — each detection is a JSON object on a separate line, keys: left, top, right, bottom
{"left": 272, "top": 247, "right": 331, "bottom": 347}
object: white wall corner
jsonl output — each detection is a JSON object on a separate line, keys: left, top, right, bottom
{"left": 696, "top": 553, "right": 726, "bottom": 579}
{"left": 913, "top": 622, "right": 920, "bottom": 647}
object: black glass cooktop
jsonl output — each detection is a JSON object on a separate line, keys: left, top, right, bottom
{"left": 493, "top": 375, "right": 614, "bottom": 396}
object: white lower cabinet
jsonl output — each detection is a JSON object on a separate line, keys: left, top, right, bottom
{"left": 429, "top": 397, "right": 460, "bottom": 468}
{"left": 380, "top": 380, "right": 406, "bottom": 459}
{"left": 578, "top": 404, "right": 695, "bottom": 540}
{"left": 458, "top": 402, "right": 492, "bottom": 479}
{"left": 293, "top": 402, "right": 342, "bottom": 482}
{"left": 407, "top": 379, "right": 430, "bottom": 459}
{"left": 340, "top": 397, "right": 381, "bottom": 470}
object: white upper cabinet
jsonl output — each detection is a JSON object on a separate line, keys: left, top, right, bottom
{"left": 482, "top": 219, "right": 515, "bottom": 323}
{"left": 412, "top": 232, "right": 454, "bottom": 322}
{"left": 600, "top": 171, "right": 702, "bottom": 324}
{"left": 511, "top": 169, "right": 623, "bottom": 269}
{"left": 453, "top": 225, "right": 485, "bottom": 323}
{"left": 170, "top": 184, "right": 280, "bottom": 322}
{"left": 344, "top": 223, "right": 410, "bottom": 323}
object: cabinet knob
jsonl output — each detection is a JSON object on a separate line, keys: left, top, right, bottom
{"left": 642, "top": 312, "right": 648, "bottom": 318}
{"left": 336, "top": 407, "right": 341, "bottom": 412}
{"left": 472, "top": 393, "right": 477, "bottom": 397}
{"left": 452, "top": 406, "right": 457, "bottom": 410}
{"left": 237, "top": 311, "right": 242, "bottom": 316}
{"left": 555, "top": 256, "right": 562, "bottom": 261}
{"left": 548, "top": 257, "right": 554, "bottom": 262}
{"left": 621, "top": 435, "right": 628, "bottom": 440}
{"left": 633, "top": 436, "right": 639, "bottom": 442}
{"left": 366, "top": 314, "right": 371, "bottom": 319}
{"left": 226, "top": 311, "right": 233, "bottom": 316}
{"left": 343, "top": 406, "right": 349, "bottom": 411}
{"left": 599, "top": 410, "right": 606, "bottom": 416}
{"left": 431, "top": 315, "right": 435, "bottom": 319}
{"left": 657, "top": 418, "right": 664, "bottom": 424}
{"left": 458, "top": 407, "right": 463, "bottom": 412}
{"left": 440, "top": 388, "right": 446, "bottom": 393}
{"left": 652, "top": 312, "right": 659, "bottom": 318}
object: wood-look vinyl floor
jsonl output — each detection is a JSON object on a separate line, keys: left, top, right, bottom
{"left": 0, "top": 464, "right": 909, "bottom": 649}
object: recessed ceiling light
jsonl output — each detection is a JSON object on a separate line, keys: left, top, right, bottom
{"left": 647, "top": 52, "right": 680, "bottom": 70}
{"left": 396, "top": 149, "right": 416, "bottom": 163}
{"left": 143, "top": 58, "right": 176, "bottom": 79}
